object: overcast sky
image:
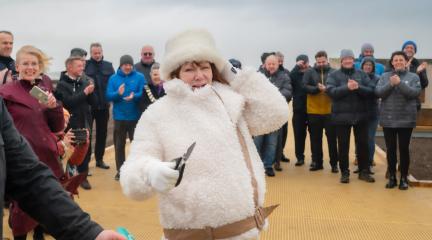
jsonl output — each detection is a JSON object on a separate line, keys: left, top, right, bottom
{"left": 2, "top": 0, "right": 431, "bottom": 74}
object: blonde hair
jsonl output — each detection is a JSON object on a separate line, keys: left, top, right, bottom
{"left": 16, "top": 45, "right": 51, "bottom": 73}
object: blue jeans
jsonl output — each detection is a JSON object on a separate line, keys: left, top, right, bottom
{"left": 368, "top": 117, "right": 379, "bottom": 164}
{"left": 254, "top": 130, "right": 279, "bottom": 169}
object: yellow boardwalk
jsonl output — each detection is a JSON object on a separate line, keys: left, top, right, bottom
{"left": 3, "top": 131, "right": 432, "bottom": 239}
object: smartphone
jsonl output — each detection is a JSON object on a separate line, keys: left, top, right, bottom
{"left": 29, "top": 86, "right": 48, "bottom": 104}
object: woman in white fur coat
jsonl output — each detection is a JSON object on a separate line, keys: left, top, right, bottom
{"left": 120, "top": 29, "right": 289, "bottom": 240}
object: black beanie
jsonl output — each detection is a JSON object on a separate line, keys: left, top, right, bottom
{"left": 296, "top": 54, "right": 309, "bottom": 63}
{"left": 119, "top": 55, "right": 134, "bottom": 67}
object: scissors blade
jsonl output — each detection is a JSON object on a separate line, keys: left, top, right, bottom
{"left": 182, "top": 142, "right": 196, "bottom": 162}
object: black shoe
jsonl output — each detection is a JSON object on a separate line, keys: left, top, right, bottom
{"left": 80, "top": 179, "right": 92, "bottom": 190}
{"left": 399, "top": 176, "right": 409, "bottom": 190}
{"left": 295, "top": 159, "right": 304, "bottom": 166}
{"left": 385, "top": 174, "right": 397, "bottom": 189}
{"left": 353, "top": 168, "right": 360, "bottom": 174}
{"left": 274, "top": 162, "right": 282, "bottom": 171}
{"left": 309, "top": 165, "right": 323, "bottom": 171}
{"left": 281, "top": 156, "right": 290, "bottom": 162}
{"left": 331, "top": 165, "right": 339, "bottom": 173}
{"left": 340, "top": 172, "right": 350, "bottom": 184}
{"left": 114, "top": 173, "right": 120, "bottom": 181}
{"left": 265, "top": 168, "right": 275, "bottom": 177}
{"left": 310, "top": 161, "right": 316, "bottom": 168}
{"left": 96, "top": 161, "right": 110, "bottom": 169}
{"left": 359, "top": 170, "right": 375, "bottom": 183}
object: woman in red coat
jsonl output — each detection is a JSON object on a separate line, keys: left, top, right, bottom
{"left": 0, "top": 45, "right": 64, "bottom": 240}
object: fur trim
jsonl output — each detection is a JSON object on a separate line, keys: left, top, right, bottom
{"left": 160, "top": 29, "right": 225, "bottom": 80}
{"left": 230, "top": 67, "right": 289, "bottom": 136}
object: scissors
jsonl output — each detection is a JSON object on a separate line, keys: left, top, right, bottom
{"left": 172, "top": 142, "right": 196, "bottom": 187}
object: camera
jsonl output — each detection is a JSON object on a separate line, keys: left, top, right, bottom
{"left": 71, "top": 128, "right": 87, "bottom": 145}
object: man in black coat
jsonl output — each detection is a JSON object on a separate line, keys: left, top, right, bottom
{"left": 0, "top": 98, "right": 125, "bottom": 240}
{"left": 327, "top": 49, "right": 375, "bottom": 184}
{"left": 290, "top": 54, "right": 310, "bottom": 167}
{"left": 55, "top": 56, "right": 96, "bottom": 190}
{"left": 85, "top": 43, "right": 115, "bottom": 170}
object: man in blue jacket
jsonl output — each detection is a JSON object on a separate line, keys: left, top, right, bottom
{"left": 106, "top": 55, "right": 146, "bottom": 180}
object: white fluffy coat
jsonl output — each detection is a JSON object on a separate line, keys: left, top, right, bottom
{"left": 120, "top": 68, "right": 289, "bottom": 240}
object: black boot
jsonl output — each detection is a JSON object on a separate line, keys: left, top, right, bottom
{"left": 385, "top": 173, "right": 397, "bottom": 189}
{"left": 281, "top": 155, "right": 290, "bottom": 162}
{"left": 295, "top": 159, "right": 304, "bottom": 166}
{"left": 340, "top": 171, "right": 350, "bottom": 184}
{"left": 358, "top": 170, "right": 375, "bottom": 183}
{"left": 96, "top": 160, "right": 110, "bottom": 169}
{"left": 309, "top": 164, "right": 323, "bottom": 171}
{"left": 274, "top": 162, "right": 282, "bottom": 171}
{"left": 265, "top": 168, "right": 275, "bottom": 177}
{"left": 331, "top": 165, "right": 339, "bottom": 173}
{"left": 399, "top": 175, "right": 409, "bottom": 190}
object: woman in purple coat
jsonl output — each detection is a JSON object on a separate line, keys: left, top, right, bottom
{"left": 0, "top": 45, "right": 64, "bottom": 240}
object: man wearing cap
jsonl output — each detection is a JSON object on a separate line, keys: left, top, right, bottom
{"left": 106, "top": 55, "right": 146, "bottom": 181}
{"left": 402, "top": 40, "right": 429, "bottom": 110}
{"left": 55, "top": 54, "right": 96, "bottom": 190}
{"left": 290, "top": 54, "right": 310, "bottom": 167}
{"left": 327, "top": 49, "right": 375, "bottom": 184}
{"left": 354, "top": 43, "right": 385, "bottom": 76}
{"left": 85, "top": 43, "right": 115, "bottom": 170}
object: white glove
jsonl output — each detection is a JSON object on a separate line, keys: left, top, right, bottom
{"left": 221, "top": 61, "right": 238, "bottom": 84}
{"left": 147, "top": 161, "right": 179, "bottom": 193}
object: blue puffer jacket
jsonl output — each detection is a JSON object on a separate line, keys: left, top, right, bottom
{"left": 106, "top": 69, "right": 146, "bottom": 121}
{"left": 354, "top": 55, "right": 385, "bottom": 76}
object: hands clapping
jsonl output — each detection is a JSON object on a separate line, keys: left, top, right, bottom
{"left": 390, "top": 74, "right": 401, "bottom": 86}
{"left": 347, "top": 79, "right": 359, "bottom": 91}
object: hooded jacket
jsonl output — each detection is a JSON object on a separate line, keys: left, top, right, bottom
{"left": 354, "top": 54, "right": 385, "bottom": 76}
{"left": 360, "top": 57, "right": 380, "bottom": 118}
{"left": 120, "top": 69, "right": 288, "bottom": 240}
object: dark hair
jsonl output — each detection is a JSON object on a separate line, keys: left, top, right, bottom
{"left": 229, "top": 58, "right": 242, "bottom": 69}
{"left": 169, "top": 62, "right": 229, "bottom": 85}
{"left": 315, "top": 51, "right": 328, "bottom": 59}
{"left": 261, "top": 52, "right": 276, "bottom": 64}
{"left": 389, "top": 51, "right": 408, "bottom": 69}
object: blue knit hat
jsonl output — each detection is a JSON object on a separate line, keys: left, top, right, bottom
{"left": 402, "top": 40, "right": 417, "bottom": 53}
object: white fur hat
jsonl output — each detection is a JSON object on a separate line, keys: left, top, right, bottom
{"left": 160, "top": 29, "right": 225, "bottom": 80}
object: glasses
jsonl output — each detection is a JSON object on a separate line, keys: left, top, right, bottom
{"left": 142, "top": 52, "right": 153, "bottom": 56}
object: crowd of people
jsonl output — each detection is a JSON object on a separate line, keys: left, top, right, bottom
{"left": 255, "top": 42, "right": 428, "bottom": 190}
{"left": 0, "top": 27, "right": 429, "bottom": 240}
